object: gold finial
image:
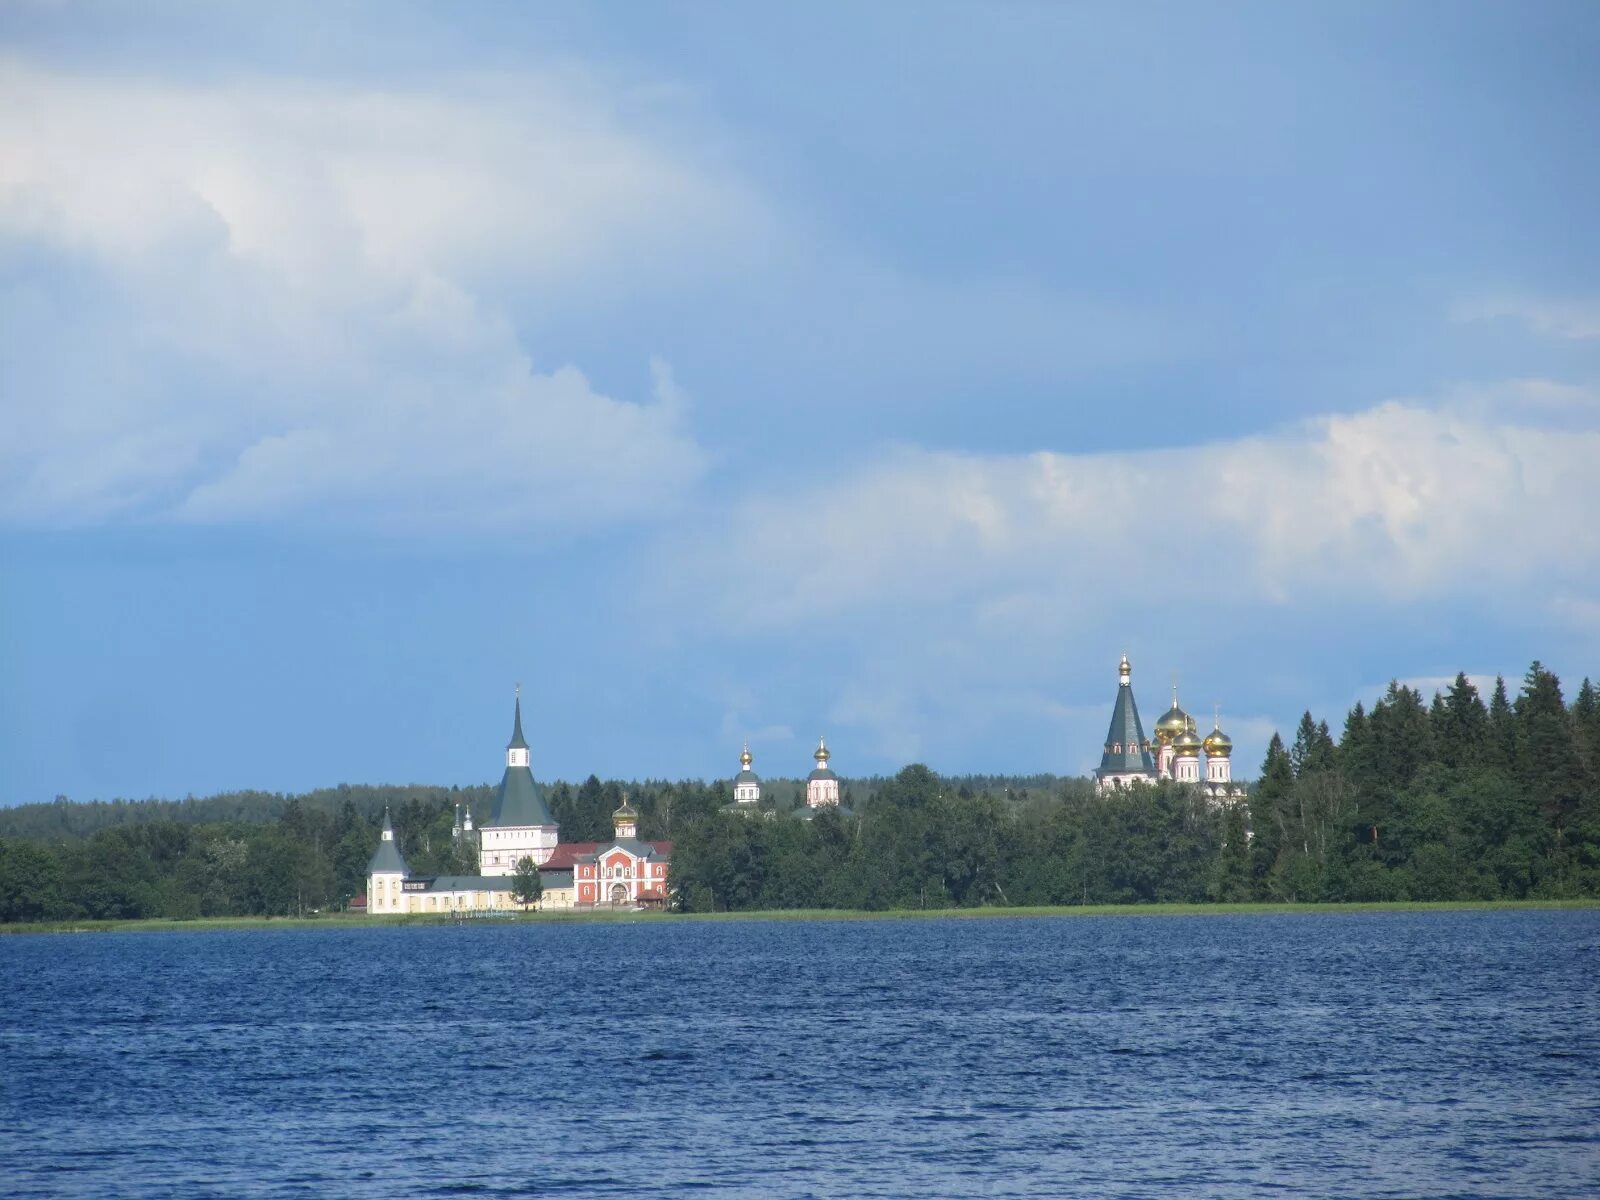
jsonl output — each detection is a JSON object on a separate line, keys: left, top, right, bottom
{"left": 1119, "top": 653, "right": 1131, "bottom": 682}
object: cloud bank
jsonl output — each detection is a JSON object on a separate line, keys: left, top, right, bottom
{"left": 682, "top": 388, "right": 1600, "bottom": 629}
{"left": 0, "top": 63, "right": 761, "bottom": 530}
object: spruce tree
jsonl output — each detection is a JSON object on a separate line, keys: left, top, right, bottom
{"left": 1515, "top": 663, "right": 1585, "bottom": 885}
{"left": 1250, "top": 734, "right": 1294, "bottom": 893}
{"left": 1488, "top": 675, "right": 1517, "bottom": 772}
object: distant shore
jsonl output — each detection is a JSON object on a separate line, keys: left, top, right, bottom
{"left": 3, "top": 897, "right": 1596, "bottom": 936}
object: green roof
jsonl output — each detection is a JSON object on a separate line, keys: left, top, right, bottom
{"left": 484, "top": 764, "right": 557, "bottom": 828}
{"left": 507, "top": 696, "right": 529, "bottom": 751}
{"left": 1096, "top": 679, "right": 1155, "bottom": 779}
{"left": 420, "top": 875, "right": 516, "bottom": 892}
{"left": 366, "top": 810, "right": 410, "bottom": 876}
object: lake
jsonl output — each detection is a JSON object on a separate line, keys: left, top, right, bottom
{"left": 2, "top": 910, "right": 1596, "bottom": 1198}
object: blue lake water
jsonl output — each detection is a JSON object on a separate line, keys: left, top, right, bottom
{"left": 2, "top": 910, "right": 1597, "bottom": 1198}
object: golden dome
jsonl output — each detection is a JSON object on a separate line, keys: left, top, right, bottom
{"left": 1154, "top": 692, "right": 1190, "bottom": 742}
{"left": 1173, "top": 728, "right": 1203, "bottom": 757}
{"left": 740, "top": 742, "right": 753, "bottom": 769}
{"left": 814, "top": 736, "right": 830, "bottom": 764}
{"left": 1204, "top": 725, "right": 1233, "bottom": 757}
{"left": 613, "top": 795, "right": 639, "bottom": 820}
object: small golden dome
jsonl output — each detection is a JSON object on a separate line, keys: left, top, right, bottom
{"left": 1204, "top": 726, "right": 1233, "bottom": 757}
{"left": 613, "top": 796, "right": 639, "bottom": 820}
{"left": 740, "top": 742, "right": 753, "bottom": 769}
{"left": 1173, "top": 728, "right": 1203, "bottom": 757}
{"left": 814, "top": 736, "right": 830, "bottom": 764}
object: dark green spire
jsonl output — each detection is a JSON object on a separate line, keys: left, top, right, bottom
{"left": 1095, "top": 654, "right": 1155, "bottom": 781}
{"left": 366, "top": 807, "right": 410, "bottom": 876}
{"left": 486, "top": 688, "right": 557, "bottom": 829}
{"left": 508, "top": 687, "right": 528, "bottom": 751}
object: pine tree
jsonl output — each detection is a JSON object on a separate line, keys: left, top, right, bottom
{"left": 1437, "top": 672, "right": 1490, "bottom": 770}
{"left": 1515, "top": 663, "right": 1585, "bottom": 879}
{"left": 1250, "top": 733, "right": 1294, "bottom": 893}
{"left": 1488, "top": 675, "right": 1517, "bottom": 772}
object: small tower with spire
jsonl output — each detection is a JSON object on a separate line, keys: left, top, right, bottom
{"left": 733, "top": 742, "right": 762, "bottom": 807}
{"left": 612, "top": 795, "right": 640, "bottom": 840}
{"left": 806, "top": 736, "right": 841, "bottom": 808}
{"left": 366, "top": 806, "right": 410, "bottom": 914}
{"left": 1204, "top": 709, "right": 1234, "bottom": 789}
{"left": 1094, "top": 654, "right": 1157, "bottom": 792}
{"left": 1171, "top": 725, "right": 1203, "bottom": 783}
{"left": 1152, "top": 681, "right": 1191, "bottom": 781}
{"left": 478, "top": 686, "right": 560, "bottom": 874}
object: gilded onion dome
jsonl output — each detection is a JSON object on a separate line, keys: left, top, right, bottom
{"left": 740, "top": 743, "right": 753, "bottom": 770}
{"left": 1204, "top": 724, "right": 1233, "bottom": 758}
{"left": 1154, "top": 687, "right": 1191, "bottom": 743}
{"left": 814, "top": 736, "right": 831, "bottom": 765}
{"left": 613, "top": 796, "right": 639, "bottom": 821}
{"left": 1172, "top": 728, "right": 1203, "bottom": 757}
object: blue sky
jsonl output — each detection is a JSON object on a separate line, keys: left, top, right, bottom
{"left": 2, "top": 1, "right": 1598, "bottom": 803}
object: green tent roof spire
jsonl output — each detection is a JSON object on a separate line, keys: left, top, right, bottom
{"left": 366, "top": 806, "right": 410, "bottom": 876}
{"left": 508, "top": 684, "right": 528, "bottom": 751}
{"left": 1095, "top": 654, "right": 1155, "bottom": 780}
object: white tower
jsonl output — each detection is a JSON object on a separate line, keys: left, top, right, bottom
{"left": 1204, "top": 713, "right": 1234, "bottom": 791}
{"left": 1172, "top": 727, "right": 1203, "bottom": 784}
{"left": 478, "top": 687, "right": 560, "bottom": 873}
{"left": 733, "top": 743, "right": 761, "bottom": 806}
{"left": 365, "top": 806, "right": 410, "bottom": 915}
{"left": 1152, "top": 684, "right": 1190, "bottom": 781}
{"left": 806, "top": 737, "right": 841, "bottom": 808}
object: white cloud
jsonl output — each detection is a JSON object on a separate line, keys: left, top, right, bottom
{"left": 0, "top": 62, "right": 758, "bottom": 529}
{"left": 1451, "top": 294, "right": 1600, "bottom": 341}
{"left": 677, "top": 388, "right": 1600, "bottom": 630}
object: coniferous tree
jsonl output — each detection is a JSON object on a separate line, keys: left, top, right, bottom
{"left": 1250, "top": 734, "right": 1294, "bottom": 894}
{"left": 1488, "top": 675, "right": 1518, "bottom": 773}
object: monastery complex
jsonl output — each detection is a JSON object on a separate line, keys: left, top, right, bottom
{"left": 367, "top": 656, "right": 1243, "bottom": 913}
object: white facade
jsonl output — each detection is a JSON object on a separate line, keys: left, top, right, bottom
{"left": 479, "top": 824, "right": 559, "bottom": 874}
{"left": 368, "top": 869, "right": 407, "bottom": 914}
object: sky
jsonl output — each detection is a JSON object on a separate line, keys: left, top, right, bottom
{"left": 2, "top": 1, "right": 1599, "bottom": 804}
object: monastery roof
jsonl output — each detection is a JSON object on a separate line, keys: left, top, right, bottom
{"left": 507, "top": 695, "right": 529, "bottom": 751}
{"left": 1096, "top": 670, "right": 1155, "bottom": 781}
{"left": 574, "top": 837, "right": 672, "bottom": 863}
{"left": 807, "top": 766, "right": 838, "bottom": 783}
{"left": 484, "top": 764, "right": 556, "bottom": 829}
{"left": 366, "top": 810, "right": 410, "bottom": 875}
{"left": 418, "top": 875, "right": 517, "bottom": 892}
{"left": 539, "top": 842, "right": 603, "bottom": 870}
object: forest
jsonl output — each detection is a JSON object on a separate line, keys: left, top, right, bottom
{"left": 1, "top": 663, "right": 1596, "bottom": 921}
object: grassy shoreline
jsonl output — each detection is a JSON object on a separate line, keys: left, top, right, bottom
{"left": 3, "top": 897, "right": 1595, "bottom": 936}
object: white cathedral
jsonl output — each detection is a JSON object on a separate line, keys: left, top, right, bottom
{"left": 1094, "top": 655, "right": 1243, "bottom": 800}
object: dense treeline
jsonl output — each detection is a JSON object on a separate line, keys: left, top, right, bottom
{"left": 2, "top": 663, "right": 1596, "bottom": 921}
{"left": 668, "top": 664, "right": 1600, "bottom": 910}
{"left": 0, "top": 776, "right": 729, "bottom": 921}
